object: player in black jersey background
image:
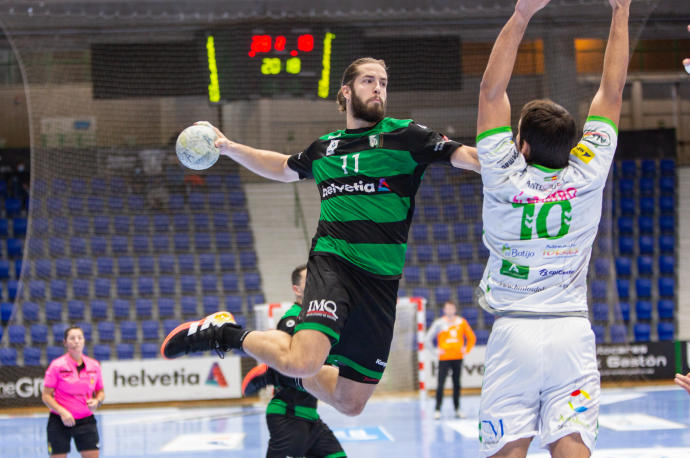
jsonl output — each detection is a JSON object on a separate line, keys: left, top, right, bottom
{"left": 162, "top": 57, "right": 480, "bottom": 416}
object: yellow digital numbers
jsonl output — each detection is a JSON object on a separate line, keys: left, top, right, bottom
{"left": 261, "top": 58, "right": 282, "bottom": 75}
{"left": 286, "top": 57, "right": 301, "bottom": 74}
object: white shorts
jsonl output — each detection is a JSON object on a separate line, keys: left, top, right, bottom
{"left": 478, "top": 316, "right": 599, "bottom": 457}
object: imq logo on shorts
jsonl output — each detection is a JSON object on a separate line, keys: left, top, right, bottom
{"left": 307, "top": 299, "right": 339, "bottom": 321}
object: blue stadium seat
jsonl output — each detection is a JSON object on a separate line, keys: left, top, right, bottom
{"left": 457, "top": 285, "right": 474, "bottom": 305}
{"left": 14, "top": 259, "right": 22, "bottom": 278}
{"left": 132, "top": 215, "right": 150, "bottom": 233}
{"left": 635, "top": 279, "right": 652, "bottom": 299}
{"left": 0, "top": 218, "right": 7, "bottom": 237}
{"left": 90, "top": 236, "right": 107, "bottom": 256}
{"left": 7, "top": 238, "right": 23, "bottom": 258}
{"left": 592, "top": 303, "right": 609, "bottom": 323}
{"left": 411, "top": 287, "right": 430, "bottom": 301}
{"left": 93, "top": 344, "right": 111, "bottom": 361}
{"left": 591, "top": 325, "right": 605, "bottom": 343}
{"left": 467, "top": 263, "right": 484, "bottom": 282}
{"left": 411, "top": 225, "right": 428, "bottom": 243}
{"left": 637, "top": 216, "right": 654, "bottom": 235}
{"left": 88, "top": 196, "right": 105, "bottom": 214}
{"left": 116, "top": 343, "right": 135, "bottom": 360}
{"left": 635, "top": 256, "right": 652, "bottom": 276}
{"left": 222, "top": 274, "right": 240, "bottom": 293}
{"left": 44, "top": 301, "right": 62, "bottom": 321}
{"left": 30, "top": 324, "right": 48, "bottom": 345}
{"left": 75, "top": 258, "right": 93, "bottom": 277}
{"left": 618, "top": 236, "right": 635, "bottom": 255}
{"left": 597, "top": 236, "right": 612, "bottom": 254}
{"left": 461, "top": 307, "right": 479, "bottom": 328}
{"left": 195, "top": 233, "right": 212, "bottom": 252}
{"left": 158, "top": 277, "right": 175, "bottom": 296}
{"left": 640, "top": 159, "right": 657, "bottom": 177}
{"left": 168, "top": 193, "right": 184, "bottom": 211}
{"left": 635, "top": 300, "right": 652, "bottom": 321}
{"left": 29, "top": 280, "right": 46, "bottom": 300}
{"left": 52, "top": 323, "right": 68, "bottom": 343}
{"left": 659, "top": 195, "right": 674, "bottom": 214}
{"left": 193, "top": 213, "right": 210, "bottom": 232}
{"left": 452, "top": 222, "right": 469, "bottom": 241}
{"left": 638, "top": 236, "right": 654, "bottom": 255}
{"left": 633, "top": 323, "right": 651, "bottom": 342}
{"left": 77, "top": 322, "right": 93, "bottom": 343}
{"left": 140, "top": 342, "right": 159, "bottom": 359}
{"left": 443, "top": 204, "right": 459, "bottom": 221}
{"left": 50, "top": 279, "right": 67, "bottom": 301}
{"left": 152, "top": 234, "right": 170, "bottom": 252}
{"left": 639, "top": 197, "right": 655, "bottom": 216}
{"left": 436, "top": 244, "right": 453, "bottom": 263}
{"left": 158, "top": 255, "right": 175, "bottom": 274}
{"left": 620, "top": 160, "right": 637, "bottom": 179}
{"left": 110, "top": 236, "right": 128, "bottom": 255}
{"left": 93, "top": 278, "right": 110, "bottom": 298}
{"left": 178, "top": 254, "right": 195, "bottom": 271}
{"left": 120, "top": 321, "right": 138, "bottom": 342}
{"left": 113, "top": 215, "right": 130, "bottom": 234}
{"left": 202, "top": 296, "right": 220, "bottom": 315}
{"left": 117, "top": 257, "right": 135, "bottom": 276}
{"left": 1, "top": 348, "right": 18, "bottom": 365}
{"left": 208, "top": 189, "right": 225, "bottom": 206}
{"left": 221, "top": 296, "right": 241, "bottom": 315}
{"left": 659, "top": 235, "right": 674, "bottom": 254}
{"left": 180, "top": 296, "right": 198, "bottom": 316}
{"left": 138, "top": 256, "right": 155, "bottom": 274}
{"left": 141, "top": 320, "right": 159, "bottom": 340}
{"left": 46, "top": 346, "right": 63, "bottom": 363}
{"left": 660, "top": 215, "right": 675, "bottom": 234}
{"left": 657, "top": 322, "right": 674, "bottom": 341}
{"left": 593, "top": 258, "right": 610, "bottom": 278}
{"left": 54, "top": 258, "right": 71, "bottom": 278}
{"left": 233, "top": 211, "right": 250, "bottom": 230}
{"left": 475, "top": 329, "right": 490, "bottom": 345}
{"left": 614, "top": 257, "right": 631, "bottom": 277}
{"left": 657, "top": 300, "right": 674, "bottom": 320}
{"left": 23, "top": 347, "right": 41, "bottom": 366}
{"left": 244, "top": 273, "right": 261, "bottom": 291}
{"left": 638, "top": 177, "right": 655, "bottom": 196}
{"left": 236, "top": 231, "right": 256, "bottom": 249}
{"left": 615, "top": 279, "right": 629, "bottom": 300}
{"left": 438, "top": 184, "right": 455, "bottom": 202}
{"left": 658, "top": 277, "right": 675, "bottom": 298}
{"left": 213, "top": 213, "right": 229, "bottom": 230}
{"left": 659, "top": 255, "right": 674, "bottom": 275}
{"left": 216, "top": 233, "right": 232, "bottom": 251}
{"left": 180, "top": 276, "right": 197, "bottom": 295}
{"left": 67, "top": 300, "right": 85, "bottom": 321}
{"left": 157, "top": 298, "right": 175, "bottom": 318}
{"left": 33, "top": 259, "right": 51, "bottom": 277}
{"left": 201, "top": 274, "right": 218, "bottom": 293}
{"left": 617, "top": 216, "right": 633, "bottom": 235}
{"left": 659, "top": 176, "right": 675, "bottom": 195}
{"left": 113, "top": 299, "right": 130, "bottom": 319}
{"left": 138, "top": 277, "right": 155, "bottom": 296}
{"left": 446, "top": 264, "right": 463, "bottom": 283}
{"left": 434, "top": 286, "right": 452, "bottom": 304}
{"left": 424, "top": 265, "right": 442, "bottom": 285}
{"left": 135, "top": 298, "right": 153, "bottom": 318}
{"left": 228, "top": 190, "right": 247, "bottom": 207}
{"left": 6, "top": 280, "right": 19, "bottom": 301}
{"left": 0, "top": 260, "right": 11, "bottom": 280}
{"left": 432, "top": 223, "right": 450, "bottom": 242}
{"left": 419, "top": 184, "right": 435, "bottom": 201}
{"left": 93, "top": 215, "right": 109, "bottom": 234}
{"left": 189, "top": 193, "right": 206, "bottom": 209}
{"left": 173, "top": 213, "right": 190, "bottom": 233}
{"left": 403, "top": 266, "right": 421, "bottom": 285}
{"left": 91, "top": 177, "right": 107, "bottom": 194}
{"left": 98, "top": 321, "right": 115, "bottom": 342}
{"left": 12, "top": 217, "right": 27, "bottom": 237}
{"left": 619, "top": 197, "right": 635, "bottom": 216}
{"left": 5, "top": 197, "right": 22, "bottom": 217}
{"left": 90, "top": 300, "right": 108, "bottom": 320}
{"left": 615, "top": 301, "right": 630, "bottom": 323}
{"left": 72, "top": 216, "right": 89, "bottom": 234}
{"left": 462, "top": 203, "right": 479, "bottom": 221}
{"left": 153, "top": 214, "right": 170, "bottom": 233}
{"left": 422, "top": 205, "right": 440, "bottom": 222}
{"left": 116, "top": 277, "right": 133, "bottom": 297}
{"left": 659, "top": 158, "right": 675, "bottom": 175}
{"left": 618, "top": 178, "right": 634, "bottom": 196}
{"left": 609, "top": 324, "right": 627, "bottom": 343}
{"left": 197, "top": 253, "right": 215, "bottom": 272}
{"left": 46, "top": 197, "right": 63, "bottom": 216}
{"left": 7, "top": 324, "right": 25, "bottom": 345}
{"left": 132, "top": 235, "right": 150, "bottom": 253}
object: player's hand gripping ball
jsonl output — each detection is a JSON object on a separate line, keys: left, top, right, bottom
{"left": 175, "top": 123, "right": 220, "bottom": 170}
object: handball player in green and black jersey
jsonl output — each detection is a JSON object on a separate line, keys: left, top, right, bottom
{"left": 243, "top": 265, "right": 346, "bottom": 458}
{"left": 162, "top": 57, "right": 480, "bottom": 416}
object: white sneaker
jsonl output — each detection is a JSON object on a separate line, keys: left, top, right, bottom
{"left": 433, "top": 410, "right": 441, "bottom": 420}
{"left": 454, "top": 409, "right": 465, "bottom": 419}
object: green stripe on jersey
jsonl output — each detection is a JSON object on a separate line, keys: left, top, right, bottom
{"left": 314, "top": 236, "right": 407, "bottom": 276}
{"left": 476, "top": 126, "right": 512, "bottom": 143}
{"left": 312, "top": 148, "right": 418, "bottom": 183}
{"left": 320, "top": 194, "right": 410, "bottom": 223}
{"left": 586, "top": 115, "right": 618, "bottom": 134}
{"left": 326, "top": 354, "right": 383, "bottom": 380}
{"left": 318, "top": 118, "right": 413, "bottom": 140}
{"left": 282, "top": 304, "right": 301, "bottom": 319}
{"left": 266, "top": 399, "right": 319, "bottom": 421}
{"left": 295, "top": 322, "right": 340, "bottom": 343}
{"left": 324, "top": 452, "right": 347, "bottom": 458}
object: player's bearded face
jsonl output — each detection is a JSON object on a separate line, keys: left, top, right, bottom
{"left": 350, "top": 85, "right": 385, "bottom": 123}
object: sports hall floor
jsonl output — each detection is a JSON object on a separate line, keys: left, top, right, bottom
{"left": 2, "top": 384, "right": 690, "bottom": 457}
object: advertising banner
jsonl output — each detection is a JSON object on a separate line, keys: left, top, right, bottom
{"left": 0, "top": 366, "right": 46, "bottom": 407}
{"left": 597, "top": 341, "right": 676, "bottom": 381}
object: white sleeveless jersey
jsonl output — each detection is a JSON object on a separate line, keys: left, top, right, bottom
{"left": 477, "top": 116, "right": 618, "bottom": 314}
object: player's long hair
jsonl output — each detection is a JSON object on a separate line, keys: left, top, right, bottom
{"left": 518, "top": 99, "right": 577, "bottom": 170}
{"left": 336, "top": 57, "right": 387, "bottom": 112}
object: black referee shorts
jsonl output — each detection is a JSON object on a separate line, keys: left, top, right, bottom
{"left": 47, "top": 412, "right": 100, "bottom": 455}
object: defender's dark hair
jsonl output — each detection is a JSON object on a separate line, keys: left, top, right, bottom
{"left": 336, "top": 57, "right": 387, "bottom": 112}
{"left": 64, "top": 325, "right": 84, "bottom": 341}
{"left": 518, "top": 99, "right": 577, "bottom": 170}
{"left": 291, "top": 264, "right": 307, "bottom": 286}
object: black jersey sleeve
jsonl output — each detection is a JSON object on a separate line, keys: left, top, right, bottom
{"left": 276, "top": 304, "right": 302, "bottom": 336}
{"left": 286, "top": 141, "right": 319, "bottom": 179}
{"left": 406, "top": 122, "right": 462, "bottom": 165}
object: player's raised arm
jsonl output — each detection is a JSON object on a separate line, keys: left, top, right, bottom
{"left": 477, "top": 0, "right": 551, "bottom": 137}
{"left": 199, "top": 122, "right": 300, "bottom": 183}
{"left": 587, "top": 0, "right": 631, "bottom": 126}
{"left": 450, "top": 145, "right": 480, "bottom": 173}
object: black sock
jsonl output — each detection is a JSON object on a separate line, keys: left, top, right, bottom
{"left": 222, "top": 326, "right": 250, "bottom": 350}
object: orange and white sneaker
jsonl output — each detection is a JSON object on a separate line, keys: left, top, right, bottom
{"left": 161, "top": 311, "right": 241, "bottom": 359}
{"left": 242, "top": 364, "right": 273, "bottom": 396}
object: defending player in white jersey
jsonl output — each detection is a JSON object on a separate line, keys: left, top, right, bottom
{"left": 475, "top": 0, "right": 630, "bottom": 457}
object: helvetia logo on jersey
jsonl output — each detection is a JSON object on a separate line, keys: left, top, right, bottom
{"left": 307, "top": 299, "right": 338, "bottom": 321}
{"left": 206, "top": 362, "right": 229, "bottom": 388}
{"left": 322, "top": 181, "right": 376, "bottom": 197}
{"left": 377, "top": 178, "right": 391, "bottom": 192}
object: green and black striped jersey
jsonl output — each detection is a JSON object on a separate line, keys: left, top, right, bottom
{"left": 287, "top": 117, "right": 461, "bottom": 278}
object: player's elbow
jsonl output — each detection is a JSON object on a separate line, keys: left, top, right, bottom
{"left": 333, "top": 396, "right": 367, "bottom": 417}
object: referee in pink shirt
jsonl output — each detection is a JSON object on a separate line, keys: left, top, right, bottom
{"left": 42, "top": 326, "right": 105, "bottom": 458}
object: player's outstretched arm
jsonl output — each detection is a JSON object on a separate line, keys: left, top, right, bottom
{"left": 450, "top": 145, "right": 480, "bottom": 173}
{"left": 587, "top": 0, "right": 631, "bottom": 125}
{"left": 477, "top": 0, "right": 551, "bottom": 137}
{"left": 197, "top": 122, "right": 300, "bottom": 183}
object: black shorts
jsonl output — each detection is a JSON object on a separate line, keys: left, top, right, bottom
{"left": 296, "top": 255, "right": 399, "bottom": 384}
{"left": 47, "top": 412, "right": 100, "bottom": 455}
{"left": 266, "top": 414, "right": 345, "bottom": 458}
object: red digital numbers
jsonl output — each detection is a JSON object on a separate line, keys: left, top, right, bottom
{"left": 248, "top": 33, "right": 314, "bottom": 57}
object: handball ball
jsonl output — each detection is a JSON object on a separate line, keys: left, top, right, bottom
{"left": 175, "top": 124, "right": 219, "bottom": 170}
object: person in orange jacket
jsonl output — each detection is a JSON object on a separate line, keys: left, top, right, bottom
{"left": 425, "top": 301, "right": 476, "bottom": 419}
